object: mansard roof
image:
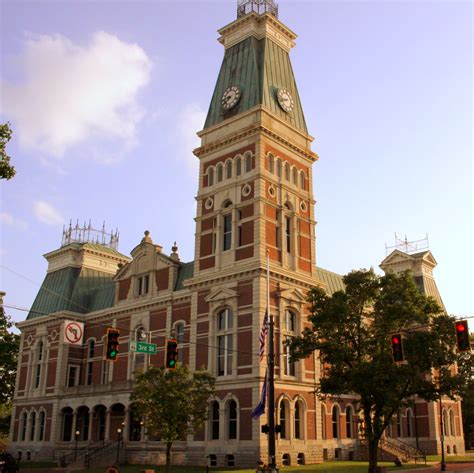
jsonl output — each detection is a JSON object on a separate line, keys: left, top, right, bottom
{"left": 204, "top": 30, "right": 308, "bottom": 133}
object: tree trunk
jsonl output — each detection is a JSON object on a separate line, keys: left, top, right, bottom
{"left": 368, "top": 438, "right": 379, "bottom": 473}
{"left": 165, "top": 441, "right": 173, "bottom": 473}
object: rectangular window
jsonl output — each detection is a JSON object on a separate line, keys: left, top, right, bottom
{"left": 86, "top": 361, "right": 93, "bottom": 385}
{"left": 285, "top": 217, "right": 291, "bottom": 253}
{"left": 283, "top": 339, "right": 295, "bottom": 376}
{"left": 138, "top": 275, "right": 150, "bottom": 295}
{"left": 101, "top": 361, "right": 109, "bottom": 384}
{"left": 67, "top": 366, "right": 78, "bottom": 387}
{"left": 223, "top": 214, "right": 232, "bottom": 251}
{"left": 217, "top": 335, "right": 232, "bottom": 376}
{"left": 34, "top": 364, "right": 41, "bottom": 388}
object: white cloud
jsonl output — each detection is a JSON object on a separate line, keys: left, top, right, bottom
{"left": 2, "top": 31, "right": 152, "bottom": 160}
{"left": 33, "top": 201, "right": 63, "bottom": 225}
{"left": 176, "top": 103, "right": 206, "bottom": 172}
{"left": 0, "top": 212, "right": 28, "bottom": 229}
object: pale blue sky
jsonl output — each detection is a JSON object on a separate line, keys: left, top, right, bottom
{"left": 0, "top": 0, "right": 472, "bottom": 327}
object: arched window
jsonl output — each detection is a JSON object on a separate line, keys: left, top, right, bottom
{"left": 34, "top": 341, "right": 44, "bottom": 388}
{"left": 86, "top": 339, "right": 95, "bottom": 385}
{"left": 449, "top": 409, "right": 455, "bottom": 436}
{"left": 300, "top": 171, "right": 306, "bottom": 190}
{"left": 321, "top": 405, "right": 327, "bottom": 439}
{"left": 211, "top": 401, "right": 220, "bottom": 440}
{"left": 292, "top": 167, "right": 298, "bottom": 185}
{"left": 227, "top": 400, "right": 237, "bottom": 440}
{"left": 175, "top": 322, "right": 185, "bottom": 363}
{"left": 133, "top": 326, "right": 147, "bottom": 374}
{"left": 207, "top": 167, "right": 214, "bottom": 186}
{"left": 297, "top": 453, "right": 305, "bottom": 465}
{"left": 208, "top": 454, "right": 217, "bottom": 467}
{"left": 284, "top": 162, "right": 290, "bottom": 181}
{"left": 38, "top": 411, "right": 46, "bottom": 441}
{"left": 282, "top": 310, "right": 296, "bottom": 376}
{"left": 267, "top": 153, "right": 275, "bottom": 173}
{"left": 20, "top": 412, "right": 27, "bottom": 441}
{"left": 346, "top": 405, "right": 353, "bottom": 438}
{"left": 236, "top": 157, "right": 242, "bottom": 176}
{"left": 406, "top": 409, "right": 415, "bottom": 438}
{"left": 226, "top": 454, "right": 235, "bottom": 467}
{"left": 276, "top": 159, "right": 282, "bottom": 178}
{"left": 283, "top": 203, "right": 293, "bottom": 254}
{"left": 62, "top": 408, "right": 73, "bottom": 442}
{"left": 442, "top": 409, "right": 448, "bottom": 436}
{"left": 217, "top": 309, "right": 233, "bottom": 376}
{"left": 217, "top": 163, "right": 223, "bottom": 182}
{"left": 332, "top": 405, "right": 340, "bottom": 439}
{"left": 282, "top": 453, "right": 291, "bottom": 466}
{"left": 244, "top": 152, "right": 252, "bottom": 172}
{"left": 279, "top": 400, "right": 289, "bottom": 439}
{"left": 294, "top": 400, "right": 303, "bottom": 439}
{"left": 29, "top": 411, "right": 36, "bottom": 441}
{"left": 226, "top": 160, "right": 232, "bottom": 179}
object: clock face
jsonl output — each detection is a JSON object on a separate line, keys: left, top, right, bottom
{"left": 221, "top": 86, "right": 241, "bottom": 110}
{"left": 277, "top": 88, "right": 295, "bottom": 113}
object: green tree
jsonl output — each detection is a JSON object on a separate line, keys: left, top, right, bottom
{"left": 0, "top": 123, "right": 16, "bottom": 180}
{"left": 130, "top": 364, "right": 215, "bottom": 473}
{"left": 288, "top": 269, "right": 472, "bottom": 473}
{"left": 0, "top": 301, "right": 20, "bottom": 436}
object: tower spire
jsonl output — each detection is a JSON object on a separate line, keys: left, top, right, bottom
{"left": 237, "top": 0, "right": 278, "bottom": 19}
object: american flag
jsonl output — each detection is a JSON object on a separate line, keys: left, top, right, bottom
{"left": 259, "top": 309, "right": 269, "bottom": 361}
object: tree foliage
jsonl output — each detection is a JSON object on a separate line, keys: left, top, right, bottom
{"left": 130, "top": 364, "right": 215, "bottom": 472}
{"left": 288, "top": 269, "right": 472, "bottom": 473}
{"left": 0, "top": 123, "right": 16, "bottom": 180}
{"left": 0, "top": 304, "right": 20, "bottom": 407}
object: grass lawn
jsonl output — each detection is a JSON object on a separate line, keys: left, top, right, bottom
{"left": 73, "top": 461, "right": 428, "bottom": 473}
{"left": 425, "top": 454, "right": 474, "bottom": 463}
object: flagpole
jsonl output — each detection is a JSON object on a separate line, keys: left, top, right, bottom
{"left": 267, "top": 251, "right": 276, "bottom": 471}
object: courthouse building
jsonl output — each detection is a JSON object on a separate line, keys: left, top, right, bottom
{"left": 9, "top": 0, "right": 465, "bottom": 467}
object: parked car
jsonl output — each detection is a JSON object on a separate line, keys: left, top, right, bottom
{"left": 0, "top": 453, "right": 19, "bottom": 473}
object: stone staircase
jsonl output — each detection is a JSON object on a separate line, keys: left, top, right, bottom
{"left": 379, "top": 436, "right": 427, "bottom": 464}
{"left": 58, "top": 440, "right": 124, "bottom": 470}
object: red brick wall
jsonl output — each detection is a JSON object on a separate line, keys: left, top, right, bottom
{"left": 200, "top": 233, "right": 213, "bottom": 257}
{"left": 155, "top": 268, "right": 169, "bottom": 291}
{"left": 236, "top": 246, "right": 254, "bottom": 261}
{"left": 118, "top": 278, "right": 131, "bottom": 301}
{"left": 199, "top": 256, "right": 215, "bottom": 270}
{"left": 150, "top": 309, "right": 167, "bottom": 331}
{"left": 172, "top": 303, "right": 191, "bottom": 325}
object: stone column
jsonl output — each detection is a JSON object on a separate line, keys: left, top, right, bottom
{"left": 87, "top": 409, "right": 93, "bottom": 443}
{"left": 104, "top": 409, "right": 111, "bottom": 442}
{"left": 123, "top": 408, "right": 130, "bottom": 442}
{"left": 71, "top": 410, "right": 78, "bottom": 443}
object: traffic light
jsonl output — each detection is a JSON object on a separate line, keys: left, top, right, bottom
{"left": 165, "top": 339, "right": 178, "bottom": 370}
{"left": 391, "top": 334, "right": 404, "bottom": 363}
{"left": 105, "top": 328, "right": 120, "bottom": 361}
{"left": 454, "top": 320, "right": 471, "bottom": 352}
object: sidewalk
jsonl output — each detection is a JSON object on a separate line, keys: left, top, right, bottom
{"left": 399, "top": 463, "right": 474, "bottom": 473}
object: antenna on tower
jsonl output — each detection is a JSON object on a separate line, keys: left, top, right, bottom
{"left": 385, "top": 233, "right": 430, "bottom": 256}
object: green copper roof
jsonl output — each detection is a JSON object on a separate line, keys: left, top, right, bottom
{"left": 175, "top": 262, "right": 194, "bottom": 291}
{"left": 27, "top": 267, "right": 115, "bottom": 319}
{"left": 315, "top": 266, "right": 345, "bottom": 295}
{"left": 204, "top": 36, "right": 307, "bottom": 133}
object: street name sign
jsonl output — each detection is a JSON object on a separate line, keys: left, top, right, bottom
{"left": 130, "top": 341, "right": 157, "bottom": 354}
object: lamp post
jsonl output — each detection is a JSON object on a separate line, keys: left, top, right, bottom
{"left": 439, "top": 397, "right": 446, "bottom": 471}
{"left": 116, "top": 428, "right": 122, "bottom": 467}
{"left": 74, "top": 430, "right": 80, "bottom": 461}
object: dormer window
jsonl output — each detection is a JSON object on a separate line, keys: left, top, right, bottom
{"left": 138, "top": 275, "right": 149, "bottom": 296}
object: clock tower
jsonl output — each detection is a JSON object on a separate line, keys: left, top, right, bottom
{"left": 187, "top": 0, "right": 324, "bottom": 466}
